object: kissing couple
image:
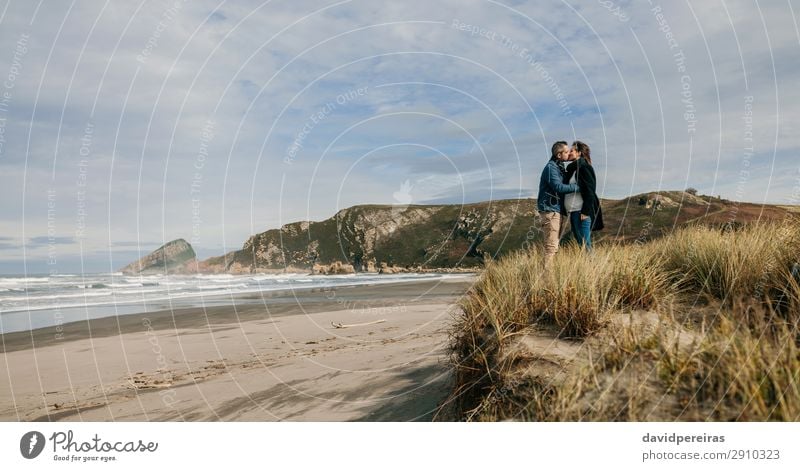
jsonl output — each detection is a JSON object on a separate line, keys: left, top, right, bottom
{"left": 536, "top": 140, "right": 605, "bottom": 267}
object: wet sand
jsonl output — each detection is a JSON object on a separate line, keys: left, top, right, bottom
{"left": 0, "top": 276, "right": 476, "bottom": 421}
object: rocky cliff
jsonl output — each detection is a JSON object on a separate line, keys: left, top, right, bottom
{"left": 120, "top": 239, "right": 197, "bottom": 275}
{"left": 120, "top": 192, "right": 796, "bottom": 275}
{"left": 201, "top": 199, "right": 538, "bottom": 274}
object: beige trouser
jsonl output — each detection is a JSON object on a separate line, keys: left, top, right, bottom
{"left": 539, "top": 211, "right": 565, "bottom": 268}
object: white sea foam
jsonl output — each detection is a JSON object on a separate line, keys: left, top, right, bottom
{"left": 0, "top": 272, "right": 474, "bottom": 319}
{"left": 0, "top": 277, "right": 50, "bottom": 284}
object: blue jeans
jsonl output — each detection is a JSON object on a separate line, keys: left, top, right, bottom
{"left": 570, "top": 211, "right": 592, "bottom": 250}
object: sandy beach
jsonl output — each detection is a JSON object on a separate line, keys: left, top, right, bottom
{"left": 0, "top": 276, "right": 476, "bottom": 421}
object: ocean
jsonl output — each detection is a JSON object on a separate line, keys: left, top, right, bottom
{"left": 0, "top": 272, "right": 473, "bottom": 334}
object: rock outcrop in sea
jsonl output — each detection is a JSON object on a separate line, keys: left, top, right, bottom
{"left": 120, "top": 239, "right": 197, "bottom": 275}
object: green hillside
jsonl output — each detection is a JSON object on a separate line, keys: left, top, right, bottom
{"left": 199, "top": 191, "right": 795, "bottom": 273}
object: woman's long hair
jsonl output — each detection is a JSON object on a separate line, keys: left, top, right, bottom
{"left": 572, "top": 140, "right": 592, "bottom": 166}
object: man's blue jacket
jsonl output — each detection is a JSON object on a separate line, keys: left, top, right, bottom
{"left": 537, "top": 158, "right": 578, "bottom": 213}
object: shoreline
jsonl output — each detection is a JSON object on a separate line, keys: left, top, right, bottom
{"left": 1, "top": 276, "right": 476, "bottom": 353}
{"left": 0, "top": 272, "right": 480, "bottom": 335}
{"left": 0, "top": 276, "right": 476, "bottom": 421}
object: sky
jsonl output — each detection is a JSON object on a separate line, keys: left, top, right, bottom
{"left": 0, "top": 0, "right": 798, "bottom": 274}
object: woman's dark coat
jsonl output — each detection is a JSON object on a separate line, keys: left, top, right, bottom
{"left": 563, "top": 157, "right": 604, "bottom": 231}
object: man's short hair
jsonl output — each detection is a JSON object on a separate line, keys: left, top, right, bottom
{"left": 551, "top": 141, "right": 568, "bottom": 159}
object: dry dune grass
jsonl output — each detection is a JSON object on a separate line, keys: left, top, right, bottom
{"left": 441, "top": 218, "right": 800, "bottom": 421}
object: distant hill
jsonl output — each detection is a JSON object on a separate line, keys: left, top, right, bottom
{"left": 598, "top": 191, "right": 791, "bottom": 243}
{"left": 119, "top": 191, "right": 797, "bottom": 275}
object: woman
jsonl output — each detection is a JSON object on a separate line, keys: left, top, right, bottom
{"left": 562, "top": 140, "right": 604, "bottom": 250}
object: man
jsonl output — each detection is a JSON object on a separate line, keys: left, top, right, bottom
{"left": 537, "top": 141, "right": 579, "bottom": 267}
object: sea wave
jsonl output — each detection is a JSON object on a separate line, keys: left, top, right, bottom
{"left": 197, "top": 283, "right": 249, "bottom": 290}
{"left": 0, "top": 272, "right": 470, "bottom": 316}
{"left": 0, "top": 277, "right": 50, "bottom": 284}
{"left": 196, "top": 274, "right": 235, "bottom": 280}
{"left": 0, "top": 290, "right": 113, "bottom": 302}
